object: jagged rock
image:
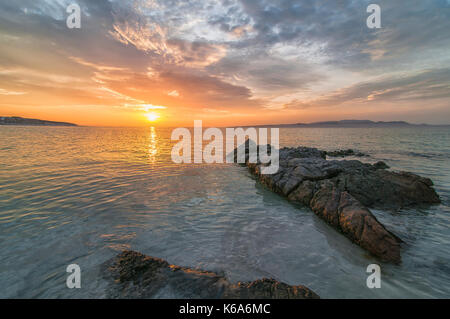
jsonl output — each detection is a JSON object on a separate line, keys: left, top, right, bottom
{"left": 334, "top": 168, "right": 440, "bottom": 209}
{"left": 281, "top": 147, "right": 327, "bottom": 160}
{"left": 326, "top": 149, "right": 367, "bottom": 157}
{"left": 102, "top": 251, "right": 319, "bottom": 299}
{"left": 222, "top": 278, "right": 318, "bottom": 299}
{"left": 310, "top": 186, "right": 402, "bottom": 263}
{"left": 373, "top": 161, "right": 390, "bottom": 169}
{"left": 233, "top": 140, "right": 440, "bottom": 263}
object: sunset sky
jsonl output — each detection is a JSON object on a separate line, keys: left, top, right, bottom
{"left": 0, "top": 0, "right": 449, "bottom": 127}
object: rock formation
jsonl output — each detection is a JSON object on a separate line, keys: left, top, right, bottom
{"left": 234, "top": 141, "right": 440, "bottom": 264}
{"left": 102, "top": 250, "right": 319, "bottom": 299}
{"left": 326, "top": 149, "right": 367, "bottom": 157}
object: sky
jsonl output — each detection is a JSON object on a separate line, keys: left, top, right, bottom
{"left": 0, "top": 0, "right": 449, "bottom": 127}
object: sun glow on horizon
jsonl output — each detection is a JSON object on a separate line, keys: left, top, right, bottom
{"left": 146, "top": 112, "right": 160, "bottom": 122}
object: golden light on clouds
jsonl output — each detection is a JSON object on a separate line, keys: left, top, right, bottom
{"left": 142, "top": 104, "right": 167, "bottom": 111}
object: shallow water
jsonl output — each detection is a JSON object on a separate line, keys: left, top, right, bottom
{"left": 0, "top": 126, "right": 449, "bottom": 298}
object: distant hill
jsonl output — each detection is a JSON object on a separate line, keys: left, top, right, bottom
{"left": 295, "top": 120, "right": 413, "bottom": 127}
{"left": 0, "top": 116, "right": 77, "bottom": 127}
{"left": 253, "top": 120, "right": 448, "bottom": 128}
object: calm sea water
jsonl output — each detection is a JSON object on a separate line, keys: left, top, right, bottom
{"left": 0, "top": 126, "right": 449, "bottom": 298}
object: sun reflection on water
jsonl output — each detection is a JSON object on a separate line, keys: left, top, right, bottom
{"left": 148, "top": 126, "right": 158, "bottom": 163}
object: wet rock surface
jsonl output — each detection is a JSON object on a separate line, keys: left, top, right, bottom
{"left": 102, "top": 250, "right": 319, "bottom": 299}
{"left": 234, "top": 141, "right": 441, "bottom": 263}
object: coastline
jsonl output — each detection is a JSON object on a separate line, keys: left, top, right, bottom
{"left": 0, "top": 116, "right": 77, "bottom": 127}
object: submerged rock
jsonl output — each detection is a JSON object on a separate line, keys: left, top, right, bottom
{"left": 102, "top": 250, "right": 319, "bottom": 299}
{"left": 234, "top": 140, "right": 440, "bottom": 264}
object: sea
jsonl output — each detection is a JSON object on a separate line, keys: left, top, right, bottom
{"left": 0, "top": 125, "right": 449, "bottom": 298}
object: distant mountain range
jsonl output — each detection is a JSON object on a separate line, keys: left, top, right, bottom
{"left": 0, "top": 116, "right": 77, "bottom": 127}
{"left": 256, "top": 120, "right": 449, "bottom": 128}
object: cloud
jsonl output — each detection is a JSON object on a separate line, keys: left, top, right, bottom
{"left": 285, "top": 68, "right": 450, "bottom": 109}
{"left": 167, "top": 90, "right": 180, "bottom": 97}
{"left": 208, "top": 52, "right": 323, "bottom": 98}
{"left": 232, "top": 0, "right": 450, "bottom": 72}
{"left": 166, "top": 39, "right": 227, "bottom": 67}
{"left": 0, "top": 88, "right": 27, "bottom": 95}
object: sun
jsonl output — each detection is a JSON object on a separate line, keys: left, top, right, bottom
{"left": 145, "top": 112, "right": 160, "bottom": 122}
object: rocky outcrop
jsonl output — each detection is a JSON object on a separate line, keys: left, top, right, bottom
{"left": 234, "top": 141, "right": 440, "bottom": 264}
{"left": 222, "top": 278, "right": 318, "bottom": 299}
{"left": 326, "top": 149, "right": 367, "bottom": 157}
{"left": 102, "top": 250, "right": 319, "bottom": 299}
